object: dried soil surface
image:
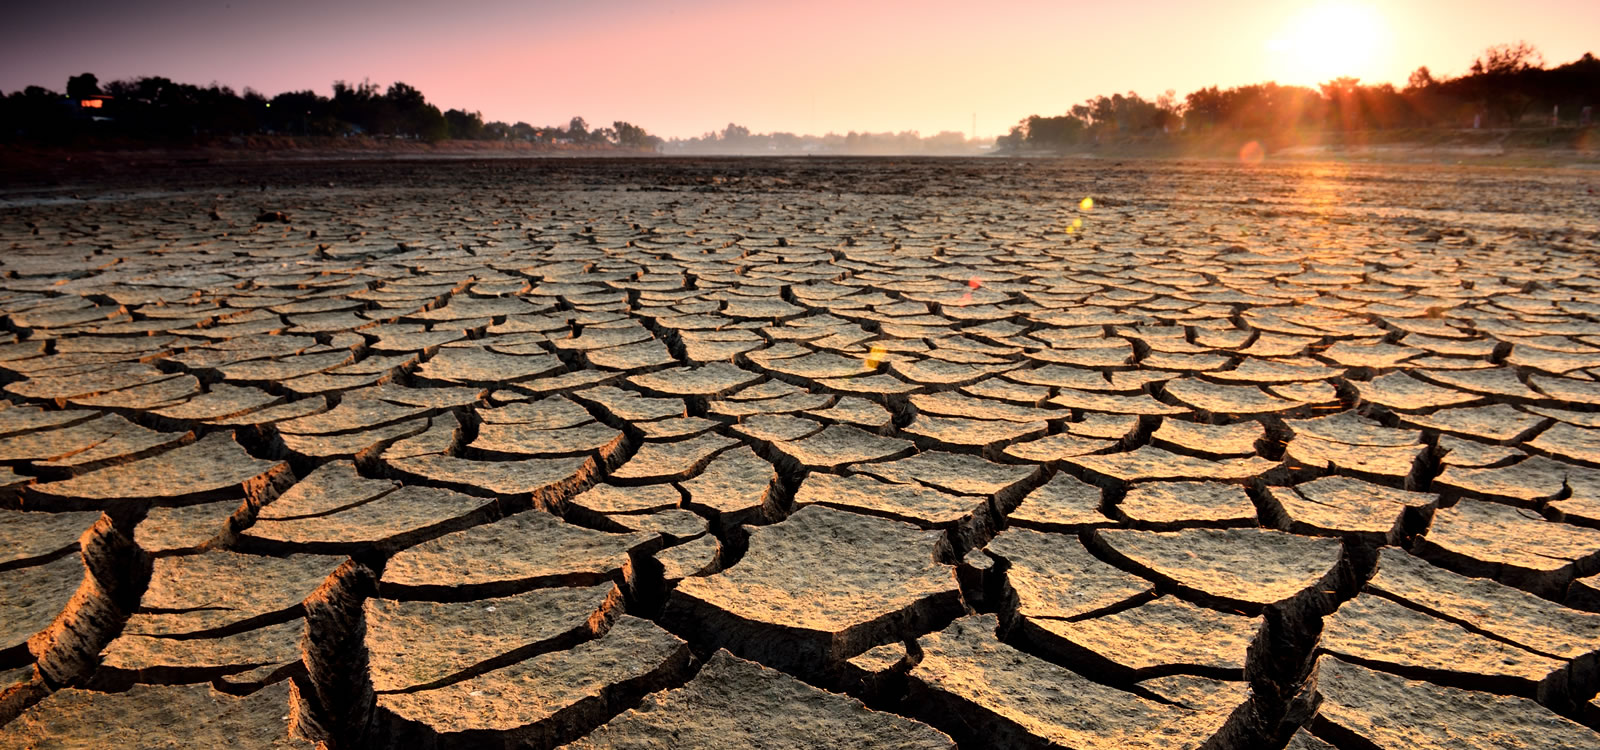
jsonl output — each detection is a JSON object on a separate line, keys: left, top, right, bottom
{"left": 1, "top": 156, "right": 1600, "bottom": 748}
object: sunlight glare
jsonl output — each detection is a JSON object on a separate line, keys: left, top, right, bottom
{"left": 1267, "top": 3, "right": 1389, "bottom": 85}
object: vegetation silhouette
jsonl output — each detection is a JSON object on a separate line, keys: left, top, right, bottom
{"left": 0, "top": 74, "right": 659, "bottom": 150}
{"left": 2, "top": 42, "right": 1594, "bottom": 155}
{"left": 999, "top": 43, "right": 1598, "bottom": 153}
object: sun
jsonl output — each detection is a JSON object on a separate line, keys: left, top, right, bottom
{"left": 1268, "top": 3, "right": 1390, "bottom": 86}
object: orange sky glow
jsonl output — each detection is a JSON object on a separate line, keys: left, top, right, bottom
{"left": 3, "top": 0, "right": 1596, "bottom": 138}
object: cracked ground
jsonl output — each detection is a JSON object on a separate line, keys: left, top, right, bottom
{"left": 2, "top": 157, "right": 1600, "bottom": 749}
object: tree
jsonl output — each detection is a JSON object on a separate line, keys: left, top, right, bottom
{"left": 1406, "top": 66, "right": 1436, "bottom": 91}
{"left": 331, "top": 79, "right": 382, "bottom": 134}
{"left": 1468, "top": 42, "right": 1545, "bottom": 124}
{"left": 66, "top": 73, "right": 100, "bottom": 99}
{"left": 443, "top": 108, "right": 485, "bottom": 139}
{"left": 1472, "top": 41, "right": 1544, "bottom": 76}
{"left": 567, "top": 116, "right": 588, "bottom": 140}
{"left": 1320, "top": 77, "right": 1362, "bottom": 129}
{"left": 995, "top": 124, "right": 1025, "bottom": 152}
{"left": 613, "top": 121, "right": 659, "bottom": 149}
{"left": 1183, "top": 86, "right": 1226, "bottom": 130}
{"left": 384, "top": 82, "right": 426, "bottom": 110}
{"left": 377, "top": 82, "right": 447, "bottom": 140}
{"left": 1022, "top": 114, "right": 1087, "bottom": 147}
{"left": 267, "top": 89, "right": 335, "bottom": 135}
{"left": 415, "top": 108, "right": 449, "bottom": 142}
{"left": 482, "top": 121, "right": 511, "bottom": 140}
{"left": 1155, "top": 89, "right": 1181, "bottom": 130}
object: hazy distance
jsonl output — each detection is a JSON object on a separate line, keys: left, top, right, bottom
{"left": 3, "top": 0, "right": 1598, "bottom": 140}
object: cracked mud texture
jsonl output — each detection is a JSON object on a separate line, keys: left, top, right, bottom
{"left": 663, "top": 504, "right": 962, "bottom": 676}
{"left": 1315, "top": 655, "right": 1600, "bottom": 749}
{"left": 1, "top": 156, "right": 1600, "bottom": 748}
{"left": 363, "top": 583, "right": 624, "bottom": 693}
{"left": 566, "top": 648, "right": 954, "bottom": 749}
{"left": 909, "top": 615, "right": 1249, "bottom": 749}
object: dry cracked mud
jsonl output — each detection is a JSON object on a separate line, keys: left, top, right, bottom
{"left": 1, "top": 156, "right": 1599, "bottom": 748}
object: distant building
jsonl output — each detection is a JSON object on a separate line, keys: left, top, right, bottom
{"left": 68, "top": 95, "right": 113, "bottom": 122}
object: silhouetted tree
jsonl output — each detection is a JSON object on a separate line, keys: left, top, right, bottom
{"left": 995, "top": 40, "right": 1598, "bottom": 147}
{"left": 1544, "top": 52, "right": 1600, "bottom": 124}
{"left": 330, "top": 79, "right": 381, "bottom": 134}
{"left": 1, "top": 86, "right": 67, "bottom": 141}
{"left": 3, "top": 50, "right": 1593, "bottom": 152}
{"left": 267, "top": 90, "right": 337, "bottom": 135}
{"left": 381, "top": 82, "right": 447, "bottom": 140}
{"left": 1466, "top": 42, "right": 1545, "bottom": 124}
{"left": 1472, "top": 42, "right": 1544, "bottom": 76}
{"left": 444, "top": 109, "right": 485, "bottom": 139}
{"left": 1406, "top": 66, "right": 1436, "bottom": 91}
{"left": 66, "top": 73, "right": 100, "bottom": 100}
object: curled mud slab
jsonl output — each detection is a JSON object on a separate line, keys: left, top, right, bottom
{"left": 2, "top": 157, "right": 1600, "bottom": 747}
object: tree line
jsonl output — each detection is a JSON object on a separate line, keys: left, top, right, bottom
{"left": 6, "top": 42, "right": 1592, "bottom": 154}
{"left": 662, "top": 123, "right": 984, "bottom": 155}
{"left": 999, "top": 43, "right": 1599, "bottom": 151}
{"left": 0, "top": 74, "right": 662, "bottom": 149}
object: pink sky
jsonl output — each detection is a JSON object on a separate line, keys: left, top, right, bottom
{"left": 4, "top": 0, "right": 1596, "bottom": 138}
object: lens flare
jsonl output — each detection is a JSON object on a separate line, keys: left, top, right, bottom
{"left": 1239, "top": 141, "right": 1265, "bottom": 164}
{"left": 1079, "top": 197, "right": 1094, "bottom": 211}
{"left": 864, "top": 344, "right": 887, "bottom": 370}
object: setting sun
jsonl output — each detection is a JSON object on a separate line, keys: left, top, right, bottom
{"left": 1269, "top": 2, "right": 1390, "bottom": 86}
